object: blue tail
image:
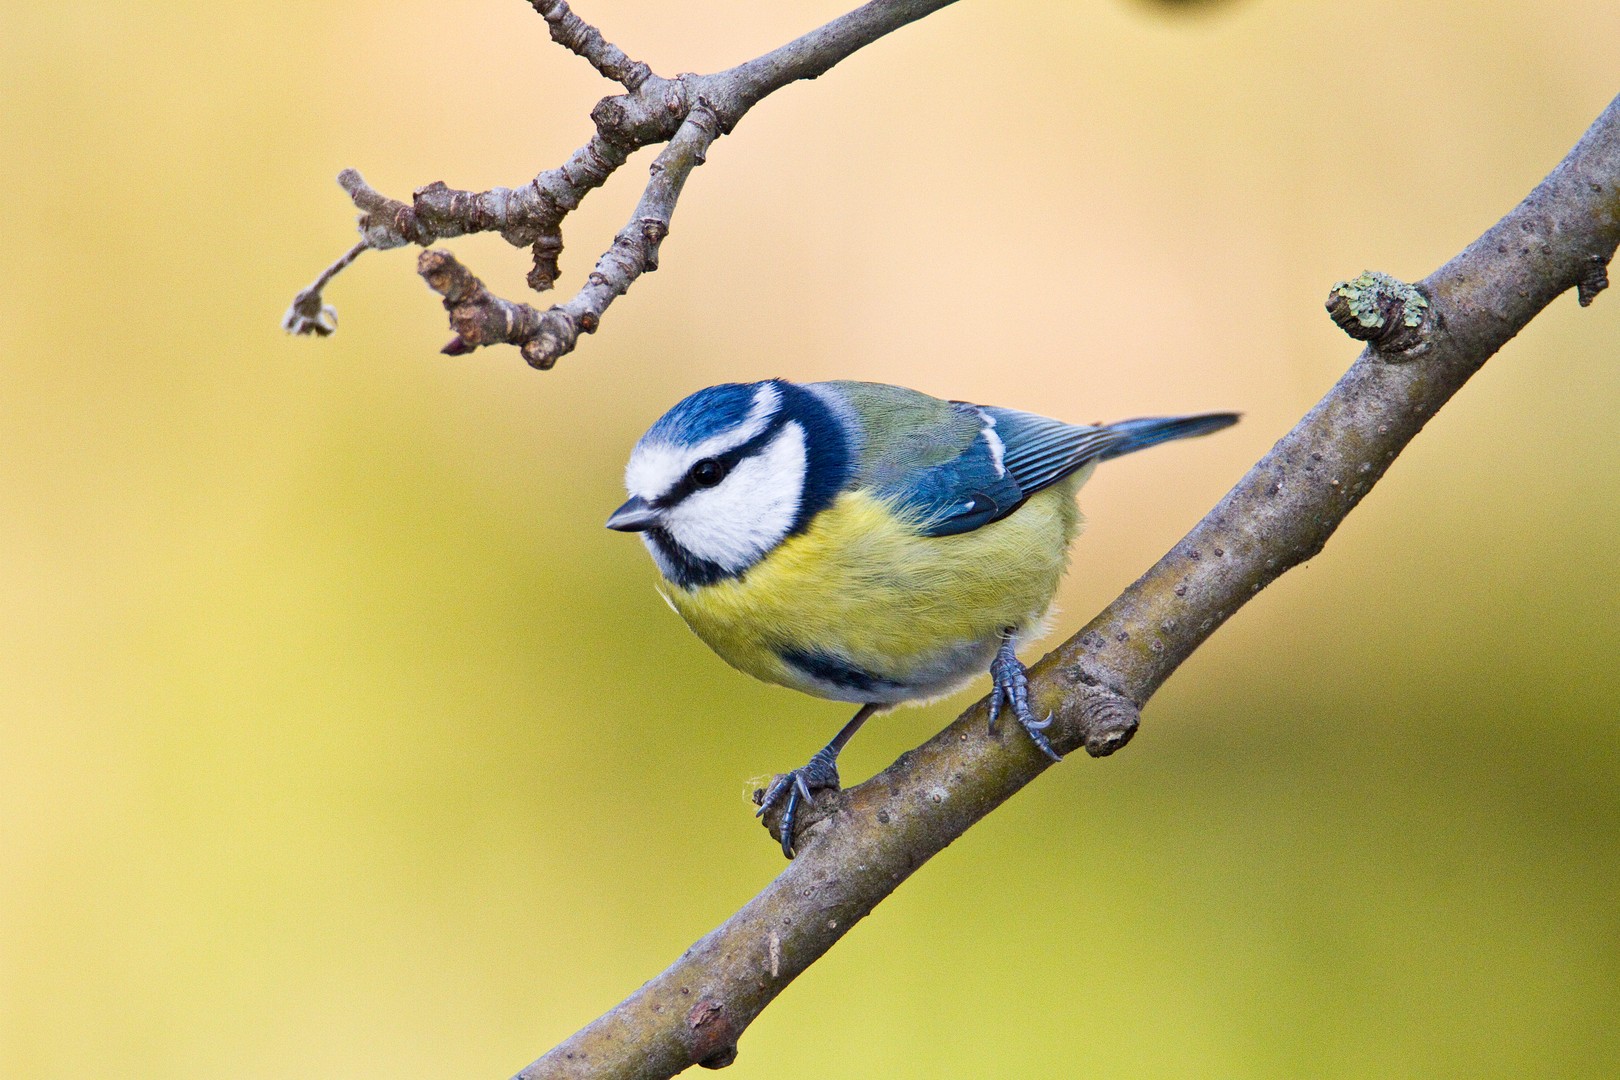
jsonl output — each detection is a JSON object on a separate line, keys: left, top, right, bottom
{"left": 1096, "top": 412, "right": 1241, "bottom": 461}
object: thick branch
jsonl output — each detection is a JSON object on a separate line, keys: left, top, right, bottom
{"left": 285, "top": 0, "right": 958, "bottom": 361}
{"left": 519, "top": 94, "right": 1620, "bottom": 1080}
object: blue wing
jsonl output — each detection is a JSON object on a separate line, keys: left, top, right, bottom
{"left": 869, "top": 403, "right": 1085, "bottom": 537}
{"left": 885, "top": 405, "right": 1238, "bottom": 538}
{"left": 981, "top": 407, "right": 1122, "bottom": 497}
{"left": 888, "top": 431, "right": 1026, "bottom": 536}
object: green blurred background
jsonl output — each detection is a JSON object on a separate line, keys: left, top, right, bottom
{"left": 4, "top": 1, "right": 1618, "bottom": 1077}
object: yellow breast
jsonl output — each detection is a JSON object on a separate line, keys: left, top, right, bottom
{"left": 661, "top": 480, "right": 1083, "bottom": 703}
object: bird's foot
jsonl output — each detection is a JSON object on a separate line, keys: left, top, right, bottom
{"left": 755, "top": 747, "right": 841, "bottom": 859}
{"left": 989, "top": 640, "right": 1063, "bottom": 763}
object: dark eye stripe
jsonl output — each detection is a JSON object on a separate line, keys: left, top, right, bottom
{"left": 652, "top": 418, "right": 786, "bottom": 509}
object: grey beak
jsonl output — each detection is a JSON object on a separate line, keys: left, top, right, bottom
{"left": 606, "top": 495, "right": 660, "bottom": 532}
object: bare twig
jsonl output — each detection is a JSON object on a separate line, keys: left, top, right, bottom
{"left": 420, "top": 100, "right": 723, "bottom": 368}
{"left": 284, "top": 0, "right": 959, "bottom": 364}
{"left": 417, "top": 251, "right": 547, "bottom": 359}
{"left": 530, "top": 0, "right": 652, "bottom": 90}
{"left": 281, "top": 240, "right": 367, "bottom": 337}
{"left": 516, "top": 93, "right": 1620, "bottom": 1080}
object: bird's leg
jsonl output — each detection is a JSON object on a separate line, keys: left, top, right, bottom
{"left": 757, "top": 703, "right": 878, "bottom": 859}
{"left": 988, "top": 630, "right": 1062, "bottom": 763}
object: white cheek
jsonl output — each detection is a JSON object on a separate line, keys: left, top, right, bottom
{"left": 663, "top": 423, "right": 807, "bottom": 572}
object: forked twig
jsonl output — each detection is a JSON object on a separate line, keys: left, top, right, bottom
{"left": 285, "top": 0, "right": 958, "bottom": 367}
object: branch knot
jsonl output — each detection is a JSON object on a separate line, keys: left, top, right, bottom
{"left": 685, "top": 998, "right": 739, "bottom": 1070}
{"left": 1071, "top": 683, "right": 1141, "bottom": 757}
{"left": 1325, "top": 270, "right": 1434, "bottom": 357}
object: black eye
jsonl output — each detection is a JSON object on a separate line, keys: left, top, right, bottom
{"left": 690, "top": 458, "right": 726, "bottom": 488}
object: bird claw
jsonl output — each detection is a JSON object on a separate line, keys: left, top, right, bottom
{"left": 756, "top": 748, "right": 841, "bottom": 858}
{"left": 989, "top": 638, "right": 1063, "bottom": 763}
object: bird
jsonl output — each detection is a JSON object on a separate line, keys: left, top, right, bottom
{"left": 606, "top": 379, "right": 1238, "bottom": 857}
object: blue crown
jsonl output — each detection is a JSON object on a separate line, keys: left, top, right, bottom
{"left": 641, "top": 381, "right": 771, "bottom": 447}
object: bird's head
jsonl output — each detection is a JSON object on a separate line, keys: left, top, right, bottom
{"left": 607, "top": 380, "right": 853, "bottom": 587}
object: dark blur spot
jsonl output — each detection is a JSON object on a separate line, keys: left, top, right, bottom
{"left": 1132, "top": 0, "right": 1245, "bottom": 12}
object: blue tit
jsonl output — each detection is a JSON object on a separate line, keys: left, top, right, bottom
{"left": 607, "top": 379, "right": 1237, "bottom": 856}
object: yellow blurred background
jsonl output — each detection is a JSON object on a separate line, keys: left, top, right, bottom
{"left": 4, "top": 1, "right": 1618, "bottom": 1077}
